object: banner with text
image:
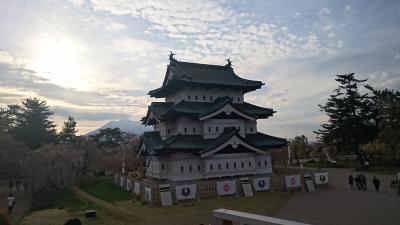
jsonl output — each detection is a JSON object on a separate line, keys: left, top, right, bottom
{"left": 253, "top": 177, "right": 271, "bottom": 191}
{"left": 217, "top": 180, "right": 236, "bottom": 196}
{"left": 285, "top": 175, "right": 301, "bottom": 188}
{"left": 175, "top": 184, "right": 197, "bottom": 200}
{"left": 314, "top": 172, "right": 329, "bottom": 185}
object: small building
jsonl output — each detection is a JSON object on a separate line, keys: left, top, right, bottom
{"left": 138, "top": 55, "right": 287, "bottom": 182}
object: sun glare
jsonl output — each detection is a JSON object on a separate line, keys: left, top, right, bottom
{"left": 29, "top": 35, "right": 90, "bottom": 90}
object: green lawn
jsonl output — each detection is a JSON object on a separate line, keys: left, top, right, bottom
{"left": 22, "top": 191, "right": 291, "bottom": 225}
{"left": 80, "top": 178, "right": 132, "bottom": 203}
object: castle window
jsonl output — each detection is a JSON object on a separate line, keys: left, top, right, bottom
{"left": 210, "top": 96, "right": 213, "bottom": 101}
{"left": 216, "top": 127, "right": 219, "bottom": 132}
{"left": 218, "top": 164, "right": 221, "bottom": 170}
{"left": 250, "top": 127, "right": 253, "bottom": 132}
{"left": 258, "top": 161, "right": 261, "bottom": 167}
{"left": 248, "top": 162, "right": 252, "bottom": 168}
{"left": 226, "top": 163, "right": 229, "bottom": 169}
{"left": 210, "top": 164, "right": 213, "bottom": 171}
{"left": 198, "top": 164, "right": 201, "bottom": 171}
{"left": 233, "top": 162, "right": 237, "bottom": 169}
{"left": 184, "top": 127, "right": 187, "bottom": 133}
{"left": 167, "top": 129, "right": 171, "bottom": 134}
{"left": 237, "top": 97, "right": 240, "bottom": 102}
{"left": 241, "top": 162, "right": 244, "bottom": 168}
{"left": 189, "top": 165, "right": 192, "bottom": 172}
{"left": 188, "top": 95, "right": 191, "bottom": 100}
{"left": 193, "top": 127, "right": 196, "bottom": 133}
{"left": 180, "top": 166, "right": 184, "bottom": 173}
{"left": 264, "top": 160, "right": 267, "bottom": 166}
{"left": 208, "top": 127, "right": 211, "bottom": 132}
{"left": 195, "top": 96, "right": 198, "bottom": 101}
{"left": 161, "top": 164, "right": 165, "bottom": 170}
{"left": 203, "top": 96, "right": 206, "bottom": 101}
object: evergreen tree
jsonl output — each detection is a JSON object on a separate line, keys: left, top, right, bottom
{"left": 9, "top": 97, "right": 57, "bottom": 150}
{"left": 58, "top": 116, "right": 78, "bottom": 144}
{"left": 360, "top": 86, "right": 400, "bottom": 165}
{"left": 90, "top": 127, "right": 123, "bottom": 148}
{"left": 315, "top": 73, "right": 376, "bottom": 156}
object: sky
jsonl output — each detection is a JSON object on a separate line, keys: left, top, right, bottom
{"left": 0, "top": 0, "right": 399, "bottom": 140}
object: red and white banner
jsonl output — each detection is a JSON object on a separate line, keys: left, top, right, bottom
{"left": 175, "top": 184, "right": 197, "bottom": 200}
{"left": 253, "top": 177, "right": 271, "bottom": 191}
{"left": 217, "top": 180, "right": 236, "bottom": 196}
{"left": 285, "top": 175, "right": 301, "bottom": 188}
{"left": 314, "top": 172, "right": 329, "bottom": 184}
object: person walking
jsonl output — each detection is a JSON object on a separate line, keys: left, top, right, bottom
{"left": 372, "top": 176, "right": 380, "bottom": 192}
{"left": 348, "top": 175, "right": 354, "bottom": 190}
{"left": 355, "top": 175, "right": 361, "bottom": 191}
{"left": 6, "top": 194, "right": 15, "bottom": 215}
{"left": 361, "top": 174, "right": 367, "bottom": 191}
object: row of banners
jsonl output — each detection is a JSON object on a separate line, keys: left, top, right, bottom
{"left": 115, "top": 172, "right": 329, "bottom": 205}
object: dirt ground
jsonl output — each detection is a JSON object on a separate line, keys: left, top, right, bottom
{"left": 275, "top": 168, "right": 400, "bottom": 225}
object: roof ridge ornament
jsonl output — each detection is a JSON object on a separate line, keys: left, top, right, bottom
{"left": 225, "top": 57, "right": 233, "bottom": 68}
{"left": 169, "top": 51, "right": 176, "bottom": 61}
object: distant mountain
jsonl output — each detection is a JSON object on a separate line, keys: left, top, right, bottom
{"left": 85, "top": 119, "right": 152, "bottom": 136}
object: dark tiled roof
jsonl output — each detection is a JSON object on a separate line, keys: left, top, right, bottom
{"left": 139, "top": 128, "right": 287, "bottom": 156}
{"left": 149, "top": 60, "right": 264, "bottom": 97}
{"left": 141, "top": 97, "right": 274, "bottom": 125}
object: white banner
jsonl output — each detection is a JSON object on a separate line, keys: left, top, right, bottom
{"left": 314, "top": 172, "right": 329, "bottom": 184}
{"left": 217, "top": 180, "right": 236, "bottom": 196}
{"left": 120, "top": 176, "right": 125, "bottom": 188}
{"left": 126, "top": 178, "right": 131, "bottom": 191}
{"left": 144, "top": 186, "right": 152, "bottom": 201}
{"left": 253, "top": 177, "right": 271, "bottom": 191}
{"left": 134, "top": 182, "right": 140, "bottom": 195}
{"left": 285, "top": 175, "right": 301, "bottom": 188}
{"left": 175, "top": 184, "right": 197, "bottom": 200}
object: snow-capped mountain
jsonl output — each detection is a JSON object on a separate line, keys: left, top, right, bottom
{"left": 85, "top": 119, "right": 152, "bottom": 136}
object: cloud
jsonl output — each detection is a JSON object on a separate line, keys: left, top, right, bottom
{"left": 68, "top": 0, "right": 85, "bottom": 7}
{"left": 105, "top": 22, "right": 126, "bottom": 32}
{"left": 113, "top": 37, "right": 157, "bottom": 56}
{"left": 366, "top": 67, "right": 400, "bottom": 90}
{"left": 54, "top": 106, "right": 131, "bottom": 121}
{"left": 318, "top": 8, "right": 331, "bottom": 16}
{"left": 345, "top": 5, "right": 352, "bottom": 11}
{"left": 81, "top": 0, "right": 338, "bottom": 76}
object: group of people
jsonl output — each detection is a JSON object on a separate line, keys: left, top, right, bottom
{"left": 348, "top": 174, "right": 381, "bottom": 192}
{"left": 8, "top": 179, "right": 26, "bottom": 192}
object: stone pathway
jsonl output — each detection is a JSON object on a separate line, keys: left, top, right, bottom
{"left": 275, "top": 168, "right": 400, "bottom": 225}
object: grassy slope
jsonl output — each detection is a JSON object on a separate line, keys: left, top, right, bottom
{"left": 80, "top": 179, "right": 132, "bottom": 203}
{"left": 21, "top": 179, "right": 292, "bottom": 225}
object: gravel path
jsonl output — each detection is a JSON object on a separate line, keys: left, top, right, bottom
{"left": 275, "top": 168, "right": 400, "bottom": 225}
